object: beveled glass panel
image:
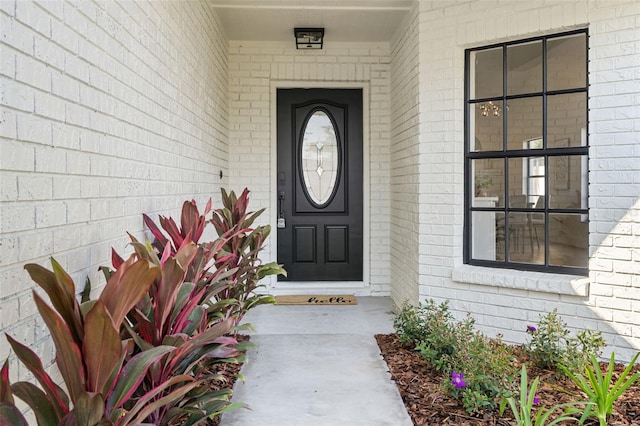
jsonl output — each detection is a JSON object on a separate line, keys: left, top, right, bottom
{"left": 547, "top": 93, "right": 587, "bottom": 148}
{"left": 549, "top": 155, "right": 586, "bottom": 209}
{"left": 506, "top": 97, "right": 542, "bottom": 151}
{"left": 549, "top": 213, "right": 588, "bottom": 268}
{"left": 301, "top": 110, "right": 339, "bottom": 206}
{"left": 547, "top": 33, "right": 587, "bottom": 91}
{"left": 471, "top": 103, "right": 503, "bottom": 152}
{"left": 507, "top": 40, "right": 542, "bottom": 95}
{"left": 471, "top": 158, "right": 504, "bottom": 207}
{"left": 470, "top": 47, "right": 503, "bottom": 100}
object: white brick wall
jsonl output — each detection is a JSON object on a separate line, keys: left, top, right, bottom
{"left": 0, "top": 0, "right": 229, "bottom": 378}
{"left": 227, "top": 41, "right": 391, "bottom": 294}
{"left": 390, "top": 3, "right": 420, "bottom": 306}
{"left": 409, "top": 0, "right": 640, "bottom": 362}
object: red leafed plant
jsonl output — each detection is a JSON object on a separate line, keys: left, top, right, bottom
{"left": 0, "top": 257, "right": 188, "bottom": 425}
{"left": 210, "top": 188, "right": 286, "bottom": 327}
{"left": 106, "top": 236, "right": 245, "bottom": 425}
{"left": 1, "top": 189, "right": 284, "bottom": 425}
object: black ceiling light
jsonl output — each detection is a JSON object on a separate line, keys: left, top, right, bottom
{"left": 294, "top": 28, "right": 324, "bottom": 49}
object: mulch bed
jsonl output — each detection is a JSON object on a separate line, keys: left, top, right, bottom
{"left": 375, "top": 334, "right": 640, "bottom": 425}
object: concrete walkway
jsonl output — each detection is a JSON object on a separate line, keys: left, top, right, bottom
{"left": 220, "top": 297, "right": 413, "bottom": 426}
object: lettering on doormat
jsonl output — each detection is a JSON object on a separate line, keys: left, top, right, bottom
{"left": 275, "top": 295, "right": 357, "bottom": 305}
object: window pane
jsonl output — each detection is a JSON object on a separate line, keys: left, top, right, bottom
{"left": 549, "top": 213, "right": 588, "bottom": 268}
{"left": 472, "top": 211, "right": 502, "bottom": 261}
{"left": 506, "top": 97, "right": 542, "bottom": 150}
{"left": 507, "top": 157, "right": 527, "bottom": 205}
{"left": 507, "top": 40, "right": 542, "bottom": 95}
{"left": 507, "top": 212, "right": 543, "bottom": 264}
{"left": 547, "top": 33, "right": 587, "bottom": 91}
{"left": 495, "top": 212, "right": 506, "bottom": 261}
{"left": 471, "top": 103, "right": 503, "bottom": 152}
{"left": 472, "top": 158, "right": 504, "bottom": 206}
{"left": 549, "top": 155, "right": 587, "bottom": 209}
{"left": 547, "top": 93, "right": 587, "bottom": 148}
{"left": 471, "top": 47, "right": 503, "bottom": 99}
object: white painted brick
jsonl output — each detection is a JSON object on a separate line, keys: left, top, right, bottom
{"left": 17, "top": 174, "right": 52, "bottom": 201}
{"left": 16, "top": 54, "right": 51, "bottom": 92}
{"left": 35, "top": 201, "right": 67, "bottom": 228}
{"left": 1, "top": 13, "right": 34, "bottom": 55}
{"left": 0, "top": 45, "right": 16, "bottom": 78}
{"left": 2, "top": 0, "right": 232, "bottom": 382}
{"left": 0, "top": 297, "right": 20, "bottom": 328}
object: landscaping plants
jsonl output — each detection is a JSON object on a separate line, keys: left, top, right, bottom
{"left": 381, "top": 300, "right": 640, "bottom": 425}
{"left": 561, "top": 352, "right": 640, "bottom": 426}
{"left": 0, "top": 189, "right": 284, "bottom": 425}
{"left": 499, "top": 365, "right": 588, "bottom": 426}
{"left": 210, "top": 188, "right": 286, "bottom": 328}
{"left": 398, "top": 300, "right": 518, "bottom": 414}
{"left": 524, "top": 309, "right": 605, "bottom": 376}
{"left": 0, "top": 257, "right": 180, "bottom": 425}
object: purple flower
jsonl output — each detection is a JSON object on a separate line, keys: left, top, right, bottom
{"left": 451, "top": 371, "right": 466, "bottom": 389}
{"left": 526, "top": 325, "right": 537, "bottom": 334}
{"left": 527, "top": 392, "right": 540, "bottom": 405}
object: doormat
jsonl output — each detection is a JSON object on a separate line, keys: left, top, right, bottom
{"left": 275, "top": 295, "right": 357, "bottom": 305}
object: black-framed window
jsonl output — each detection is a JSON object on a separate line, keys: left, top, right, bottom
{"left": 464, "top": 30, "right": 588, "bottom": 275}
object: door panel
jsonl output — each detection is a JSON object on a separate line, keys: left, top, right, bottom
{"left": 277, "top": 88, "right": 363, "bottom": 281}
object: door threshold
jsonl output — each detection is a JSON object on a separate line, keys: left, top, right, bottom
{"left": 269, "top": 281, "right": 371, "bottom": 296}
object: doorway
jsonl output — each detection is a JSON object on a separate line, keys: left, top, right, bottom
{"left": 276, "top": 88, "right": 363, "bottom": 281}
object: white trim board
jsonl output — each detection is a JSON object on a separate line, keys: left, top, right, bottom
{"left": 269, "top": 80, "right": 371, "bottom": 292}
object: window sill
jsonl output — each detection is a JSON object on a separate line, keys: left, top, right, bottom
{"left": 451, "top": 265, "right": 589, "bottom": 297}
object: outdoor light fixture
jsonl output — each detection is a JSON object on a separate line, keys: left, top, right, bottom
{"left": 294, "top": 28, "right": 324, "bottom": 49}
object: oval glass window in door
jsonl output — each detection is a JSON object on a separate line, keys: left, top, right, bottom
{"left": 301, "top": 110, "right": 339, "bottom": 206}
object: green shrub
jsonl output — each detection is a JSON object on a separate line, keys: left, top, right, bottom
{"left": 394, "top": 299, "right": 518, "bottom": 414}
{"left": 394, "top": 299, "right": 455, "bottom": 352}
{"left": 443, "top": 331, "right": 518, "bottom": 414}
{"left": 417, "top": 313, "right": 475, "bottom": 372}
{"left": 525, "top": 309, "right": 605, "bottom": 376}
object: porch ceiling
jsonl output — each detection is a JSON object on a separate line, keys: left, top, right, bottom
{"left": 209, "top": 0, "right": 415, "bottom": 43}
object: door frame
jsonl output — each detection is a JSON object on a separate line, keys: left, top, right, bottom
{"left": 269, "top": 81, "right": 371, "bottom": 294}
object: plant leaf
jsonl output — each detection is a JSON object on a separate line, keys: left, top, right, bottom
{"left": 72, "top": 391, "right": 105, "bottom": 426}
{"left": 106, "top": 346, "right": 174, "bottom": 412}
{"left": 0, "top": 401, "right": 29, "bottom": 426}
{"left": 100, "top": 258, "right": 158, "bottom": 328}
{"left": 11, "top": 382, "right": 59, "bottom": 426}
{"left": 0, "top": 360, "right": 12, "bottom": 404}
{"left": 119, "top": 375, "right": 197, "bottom": 425}
{"left": 183, "top": 318, "right": 232, "bottom": 352}
{"left": 5, "top": 335, "right": 69, "bottom": 418}
{"left": 83, "top": 300, "right": 122, "bottom": 395}
{"left": 143, "top": 213, "right": 169, "bottom": 248}
{"left": 33, "top": 291, "right": 86, "bottom": 404}
{"left": 24, "top": 261, "right": 83, "bottom": 343}
{"left": 156, "top": 257, "right": 187, "bottom": 336}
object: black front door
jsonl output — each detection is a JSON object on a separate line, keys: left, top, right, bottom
{"left": 277, "top": 88, "right": 363, "bottom": 281}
